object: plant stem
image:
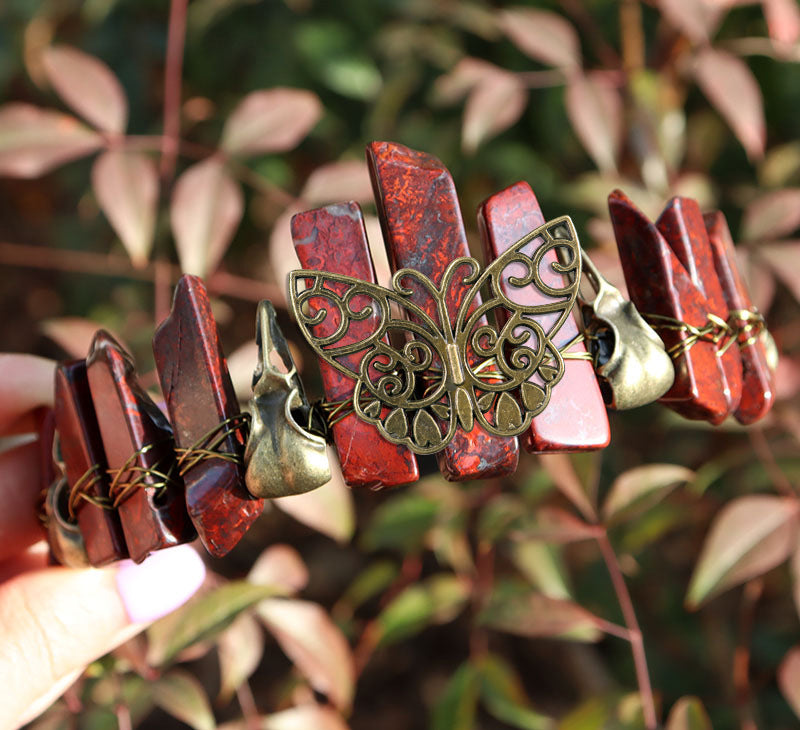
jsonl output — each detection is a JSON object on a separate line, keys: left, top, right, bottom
{"left": 734, "top": 579, "right": 763, "bottom": 730}
{"left": 748, "top": 427, "right": 797, "bottom": 498}
{"left": 161, "top": 0, "right": 188, "bottom": 179}
{"left": 596, "top": 531, "right": 657, "bottom": 729}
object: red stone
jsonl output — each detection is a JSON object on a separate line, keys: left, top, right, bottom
{"left": 704, "top": 211, "right": 774, "bottom": 423}
{"left": 478, "top": 181, "right": 610, "bottom": 452}
{"left": 367, "top": 141, "right": 519, "bottom": 480}
{"left": 55, "top": 361, "right": 128, "bottom": 565}
{"left": 153, "top": 275, "right": 263, "bottom": 557}
{"left": 656, "top": 198, "right": 743, "bottom": 416}
{"left": 608, "top": 190, "right": 729, "bottom": 423}
{"left": 292, "top": 203, "right": 419, "bottom": 488}
{"left": 86, "top": 331, "right": 194, "bottom": 563}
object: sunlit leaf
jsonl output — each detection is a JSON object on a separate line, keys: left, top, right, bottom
{"left": 433, "top": 57, "right": 502, "bottom": 105}
{"left": 565, "top": 72, "right": 622, "bottom": 174}
{"left": 248, "top": 544, "right": 308, "bottom": 595}
{"left": 462, "top": 69, "right": 527, "bottom": 153}
{"left": 665, "top": 696, "right": 712, "bottom": 730}
{"left": 694, "top": 47, "right": 765, "bottom": 160}
{"left": 602, "top": 464, "right": 694, "bottom": 524}
{"left": 656, "top": 0, "right": 716, "bottom": 43}
{"left": 537, "top": 453, "right": 597, "bottom": 522}
{"left": 479, "top": 587, "right": 603, "bottom": 642}
{"left": 478, "top": 654, "right": 553, "bottom": 730}
{"left": 300, "top": 160, "right": 373, "bottom": 205}
{"left": 221, "top": 88, "right": 322, "bottom": 156}
{"left": 42, "top": 45, "right": 127, "bottom": 133}
{"left": 0, "top": 103, "right": 102, "bottom": 178}
{"left": 763, "top": 0, "right": 800, "bottom": 45}
{"left": 147, "top": 581, "right": 277, "bottom": 666}
{"left": 226, "top": 340, "right": 259, "bottom": 403}
{"left": 152, "top": 669, "right": 216, "bottom": 730}
{"left": 217, "top": 612, "right": 264, "bottom": 703}
{"left": 778, "top": 646, "right": 800, "bottom": 719}
{"left": 92, "top": 150, "right": 158, "bottom": 267}
{"left": 256, "top": 599, "right": 355, "bottom": 711}
{"left": 376, "top": 574, "right": 470, "bottom": 647}
{"left": 742, "top": 188, "right": 800, "bottom": 241}
{"left": 362, "top": 492, "right": 439, "bottom": 552}
{"left": 259, "top": 705, "right": 350, "bottom": 730}
{"left": 171, "top": 157, "right": 244, "bottom": 278}
{"left": 273, "top": 453, "right": 355, "bottom": 542}
{"left": 498, "top": 8, "right": 580, "bottom": 69}
{"left": 686, "top": 495, "right": 798, "bottom": 608}
{"left": 510, "top": 540, "right": 573, "bottom": 600}
{"left": 40, "top": 317, "right": 124, "bottom": 360}
{"left": 431, "top": 663, "right": 480, "bottom": 730}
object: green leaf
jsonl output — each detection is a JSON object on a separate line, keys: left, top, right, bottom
{"left": 376, "top": 574, "right": 470, "bottom": 647}
{"left": 478, "top": 494, "right": 527, "bottom": 542}
{"left": 338, "top": 560, "right": 398, "bottom": 615}
{"left": 217, "top": 612, "right": 264, "bottom": 703}
{"left": 686, "top": 495, "right": 798, "bottom": 608}
{"left": 510, "top": 540, "right": 573, "bottom": 599}
{"left": 478, "top": 654, "right": 553, "bottom": 729}
{"left": 602, "top": 464, "right": 694, "bottom": 524}
{"left": 152, "top": 669, "right": 216, "bottom": 730}
{"left": 479, "top": 585, "right": 603, "bottom": 642}
{"left": 361, "top": 493, "right": 439, "bottom": 552}
{"left": 665, "top": 696, "right": 712, "bottom": 730}
{"left": 516, "top": 507, "right": 599, "bottom": 544}
{"left": 147, "top": 581, "right": 277, "bottom": 666}
{"left": 431, "top": 662, "right": 480, "bottom": 730}
{"left": 537, "top": 454, "right": 597, "bottom": 522}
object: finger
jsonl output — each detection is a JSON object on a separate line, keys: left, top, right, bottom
{"left": 0, "top": 355, "right": 55, "bottom": 434}
{"left": 0, "top": 442, "right": 45, "bottom": 562}
{"left": 0, "top": 544, "right": 206, "bottom": 729}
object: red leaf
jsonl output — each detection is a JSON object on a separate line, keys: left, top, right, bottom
{"left": 0, "top": 103, "right": 102, "bottom": 178}
{"left": 743, "top": 188, "right": 800, "bottom": 241}
{"left": 259, "top": 705, "right": 350, "bottom": 730}
{"left": 42, "top": 46, "right": 127, "bottom": 133}
{"left": 221, "top": 88, "right": 322, "bottom": 156}
{"left": 565, "top": 72, "right": 623, "bottom": 173}
{"left": 778, "top": 646, "right": 800, "bottom": 719}
{"left": 248, "top": 544, "right": 309, "bottom": 595}
{"left": 432, "top": 57, "right": 502, "bottom": 105}
{"left": 171, "top": 158, "right": 243, "bottom": 278}
{"left": 694, "top": 48, "right": 765, "bottom": 160}
{"left": 763, "top": 0, "right": 800, "bottom": 45}
{"left": 498, "top": 8, "right": 581, "bottom": 69}
{"left": 92, "top": 150, "right": 158, "bottom": 268}
{"left": 300, "top": 160, "right": 373, "bottom": 205}
{"left": 462, "top": 69, "right": 527, "bottom": 153}
{"left": 257, "top": 599, "right": 355, "bottom": 711}
{"left": 758, "top": 242, "right": 800, "bottom": 304}
{"left": 656, "top": 0, "right": 719, "bottom": 44}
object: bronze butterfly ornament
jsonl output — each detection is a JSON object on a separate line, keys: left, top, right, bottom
{"left": 288, "top": 216, "right": 582, "bottom": 455}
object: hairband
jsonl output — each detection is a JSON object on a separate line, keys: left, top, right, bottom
{"left": 41, "top": 141, "right": 776, "bottom": 567}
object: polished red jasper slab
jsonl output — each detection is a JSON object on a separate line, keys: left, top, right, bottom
{"left": 656, "top": 198, "right": 742, "bottom": 416}
{"left": 704, "top": 211, "right": 774, "bottom": 423}
{"left": 608, "top": 190, "right": 729, "bottom": 423}
{"left": 478, "top": 182, "right": 610, "bottom": 452}
{"left": 292, "top": 202, "right": 419, "bottom": 488}
{"left": 367, "top": 141, "right": 519, "bottom": 480}
{"left": 55, "top": 361, "right": 127, "bottom": 565}
{"left": 153, "top": 275, "right": 263, "bottom": 557}
{"left": 87, "top": 331, "right": 194, "bottom": 563}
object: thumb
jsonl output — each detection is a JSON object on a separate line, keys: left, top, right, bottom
{"left": 0, "top": 544, "right": 206, "bottom": 729}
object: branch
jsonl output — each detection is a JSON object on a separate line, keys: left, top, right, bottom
{"left": 161, "top": 0, "right": 188, "bottom": 179}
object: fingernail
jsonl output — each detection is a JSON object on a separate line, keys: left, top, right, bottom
{"left": 116, "top": 544, "right": 206, "bottom": 623}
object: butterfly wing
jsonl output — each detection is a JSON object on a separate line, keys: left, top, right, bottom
{"left": 451, "top": 215, "right": 582, "bottom": 436}
{"left": 288, "top": 270, "right": 458, "bottom": 454}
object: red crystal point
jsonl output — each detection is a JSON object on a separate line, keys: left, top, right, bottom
{"left": 656, "top": 197, "right": 743, "bottom": 416}
{"left": 153, "top": 275, "right": 263, "bottom": 557}
{"left": 86, "top": 331, "right": 194, "bottom": 563}
{"left": 55, "top": 361, "right": 128, "bottom": 565}
{"left": 608, "top": 190, "right": 729, "bottom": 423}
{"left": 478, "top": 181, "right": 610, "bottom": 452}
{"left": 292, "top": 202, "right": 419, "bottom": 488}
{"left": 366, "top": 141, "right": 519, "bottom": 480}
{"left": 703, "top": 211, "right": 774, "bottom": 423}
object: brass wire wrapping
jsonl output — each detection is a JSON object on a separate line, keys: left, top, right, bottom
{"left": 174, "top": 413, "right": 250, "bottom": 476}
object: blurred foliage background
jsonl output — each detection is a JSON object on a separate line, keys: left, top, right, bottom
{"left": 2, "top": 0, "right": 800, "bottom": 728}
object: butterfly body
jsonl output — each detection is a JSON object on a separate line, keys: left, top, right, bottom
{"left": 289, "top": 217, "right": 582, "bottom": 455}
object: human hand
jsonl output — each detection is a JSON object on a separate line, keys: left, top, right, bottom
{"left": 0, "top": 354, "right": 206, "bottom": 729}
